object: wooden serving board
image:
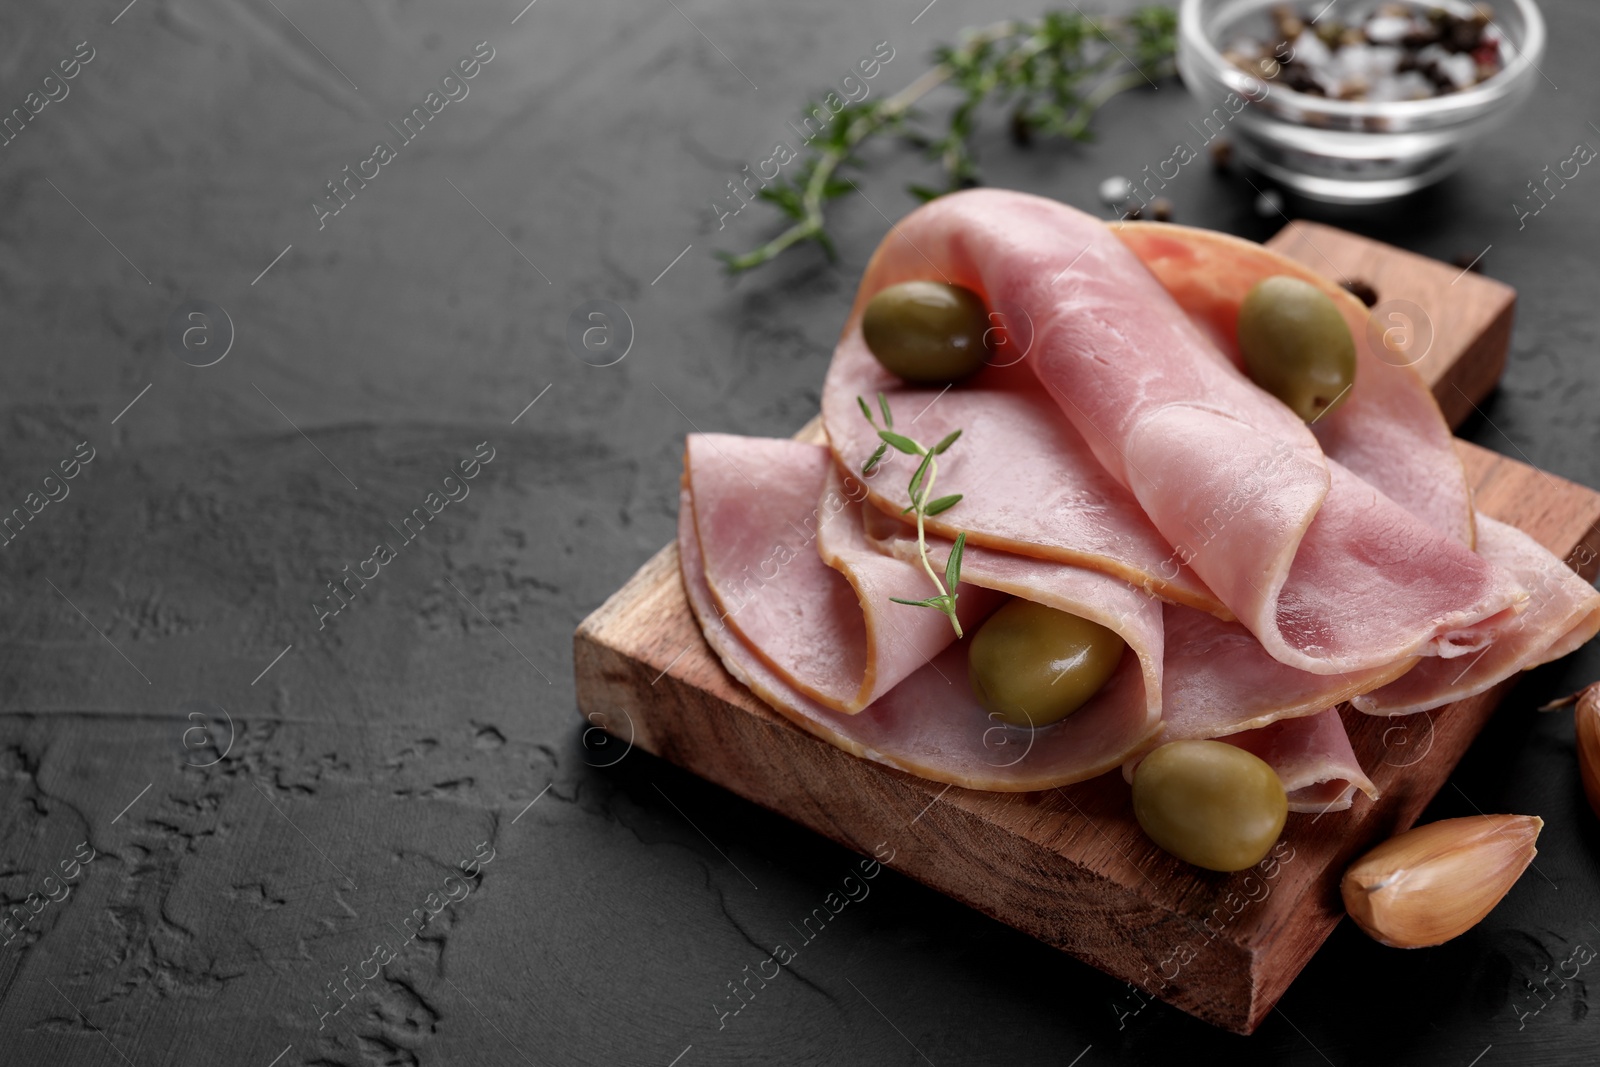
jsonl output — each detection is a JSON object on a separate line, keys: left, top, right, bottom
{"left": 573, "top": 223, "right": 1600, "bottom": 1034}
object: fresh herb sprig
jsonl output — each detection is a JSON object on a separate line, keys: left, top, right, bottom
{"left": 721, "top": 8, "right": 1178, "bottom": 274}
{"left": 858, "top": 393, "right": 969, "bottom": 637}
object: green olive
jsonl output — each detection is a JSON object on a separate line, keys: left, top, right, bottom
{"left": 967, "top": 599, "right": 1126, "bottom": 727}
{"left": 862, "top": 280, "right": 991, "bottom": 384}
{"left": 1237, "top": 276, "right": 1357, "bottom": 423}
{"left": 1132, "top": 740, "right": 1288, "bottom": 872}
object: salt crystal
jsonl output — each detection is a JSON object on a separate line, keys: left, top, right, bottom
{"left": 1291, "top": 29, "right": 1333, "bottom": 69}
{"left": 1333, "top": 43, "right": 1403, "bottom": 82}
{"left": 1364, "top": 15, "right": 1413, "bottom": 44}
{"left": 1415, "top": 43, "right": 1451, "bottom": 68}
{"left": 1435, "top": 51, "right": 1477, "bottom": 89}
{"left": 1225, "top": 37, "right": 1265, "bottom": 60}
{"left": 1367, "top": 69, "right": 1440, "bottom": 103}
{"left": 1391, "top": 70, "right": 1437, "bottom": 101}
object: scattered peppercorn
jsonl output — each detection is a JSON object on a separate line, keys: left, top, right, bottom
{"left": 1010, "top": 109, "right": 1032, "bottom": 147}
{"left": 1452, "top": 251, "right": 1486, "bottom": 273}
{"left": 1210, "top": 139, "right": 1234, "bottom": 170}
{"left": 1341, "top": 278, "right": 1379, "bottom": 307}
{"left": 1151, "top": 198, "right": 1174, "bottom": 222}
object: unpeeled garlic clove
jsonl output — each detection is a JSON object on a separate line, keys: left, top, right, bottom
{"left": 1340, "top": 814, "right": 1542, "bottom": 949}
{"left": 1540, "top": 682, "right": 1600, "bottom": 820}
{"left": 1575, "top": 686, "right": 1600, "bottom": 820}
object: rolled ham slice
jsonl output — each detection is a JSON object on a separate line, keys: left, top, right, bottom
{"left": 867, "top": 505, "right": 1404, "bottom": 745}
{"left": 1122, "top": 708, "right": 1379, "bottom": 815}
{"left": 1219, "top": 710, "right": 1379, "bottom": 814}
{"left": 853, "top": 478, "right": 1165, "bottom": 730}
{"left": 824, "top": 189, "right": 1524, "bottom": 675}
{"left": 679, "top": 438, "right": 1163, "bottom": 789}
{"left": 1353, "top": 516, "right": 1600, "bottom": 715}
{"left": 1116, "top": 223, "right": 1475, "bottom": 548}
{"left": 684, "top": 434, "right": 989, "bottom": 714}
{"left": 823, "top": 318, "right": 1222, "bottom": 613}
{"left": 1160, "top": 602, "right": 1413, "bottom": 740}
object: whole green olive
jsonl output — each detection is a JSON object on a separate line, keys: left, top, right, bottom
{"left": 967, "top": 599, "right": 1126, "bottom": 727}
{"left": 1132, "top": 740, "right": 1288, "bottom": 872}
{"left": 861, "top": 280, "right": 991, "bottom": 384}
{"left": 1237, "top": 275, "right": 1357, "bottom": 423}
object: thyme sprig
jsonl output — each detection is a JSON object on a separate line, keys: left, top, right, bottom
{"left": 858, "top": 393, "right": 968, "bottom": 637}
{"left": 721, "top": 7, "right": 1178, "bottom": 274}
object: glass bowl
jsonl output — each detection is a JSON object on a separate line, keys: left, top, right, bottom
{"left": 1177, "top": 0, "right": 1546, "bottom": 203}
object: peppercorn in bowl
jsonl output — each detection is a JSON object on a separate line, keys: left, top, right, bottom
{"left": 1177, "top": 0, "right": 1546, "bottom": 201}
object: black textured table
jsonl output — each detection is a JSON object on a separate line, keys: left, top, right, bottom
{"left": 2, "top": 1, "right": 1597, "bottom": 1064}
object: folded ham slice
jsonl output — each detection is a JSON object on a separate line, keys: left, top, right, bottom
{"left": 1353, "top": 516, "right": 1600, "bottom": 715}
{"left": 680, "top": 436, "right": 1163, "bottom": 789}
{"left": 824, "top": 189, "right": 1524, "bottom": 674}
{"left": 675, "top": 192, "right": 1595, "bottom": 814}
{"left": 1160, "top": 603, "right": 1412, "bottom": 740}
{"left": 1116, "top": 223, "right": 1475, "bottom": 548}
{"left": 823, "top": 320, "right": 1223, "bottom": 613}
{"left": 1217, "top": 709, "right": 1379, "bottom": 814}
{"left": 854, "top": 481, "right": 1165, "bottom": 729}
{"left": 684, "top": 434, "right": 990, "bottom": 714}
{"left": 1121, "top": 708, "right": 1379, "bottom": 814}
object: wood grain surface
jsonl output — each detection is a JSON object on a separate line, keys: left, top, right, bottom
{"left": 573, "top": 225, "right": 1599, "bottom": 1034}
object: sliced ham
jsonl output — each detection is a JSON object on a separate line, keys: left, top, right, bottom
{"left": 1122, "top": 708, "right": 1379, "bottom": 814}
{"left": 825, "top": 188, "right": 1524, "bottom": 674}
{"left": 684, "top": 434, "right": 990, "bottom": 714}
{"left": 853, "top": 479, "right": 1165, "bottom": 729}
{"left": 678, "top": 472, "right": 1164, "bottom": 789}
{"left": 674, "top": 191, "right": 1598, "bottom": 812}
{"left": 822, "top": 323, "right": 1222, "bottom": 613}
{"left": 1115, "top": 223, "right": 1475, "bottom": 547}
{"left": 1353, "top": 516, "right": 1600, "bottom": 715}
{"left": 867, "top": 504, "right": 1407, "bottom": 748}
{"left": 1219, "top": 709, "right": 1379, "bottom": 814}
{"left": 1160, "top": 602, "right": 1412, "bottom": 740}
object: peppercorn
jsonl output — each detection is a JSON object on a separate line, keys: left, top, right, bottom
{"left": 1009, "top": 110, "right": 1032, "bottom": 147}
{"left": 1341, "top": 279, "right": 1379, "bottom": 307}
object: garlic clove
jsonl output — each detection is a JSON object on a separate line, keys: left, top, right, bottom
{"left": 1540, "top": 682, "right": 1600, "bottom": 820}
{"left": 1576, "top": 686, "right": 1600, "bottom": 820}
{"left": 1340, "top": 814, "right": 1542, "bottom": 949}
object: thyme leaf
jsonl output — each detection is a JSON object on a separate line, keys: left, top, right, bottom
{"left": 856, "top": 395, "right": 970, "bottom": 636}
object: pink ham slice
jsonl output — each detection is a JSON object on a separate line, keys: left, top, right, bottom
{"left": 1121, "top": 708, "right": 1379, "bottom": 814}
{"left": 684, "top": 434, "right": 990, "bottom": 714}
{"left": 1116, "top": 223, "right": 1475, "bottom": 548}
{"left": 1218, "top": 710, "right": 1379, "bottom": 814}
{"left": 866, "top": 503, "right": 1406, "bottom": 750}
{"left": 860, "top": 481, "right": 1395, "bottom": 808}
{"left": 825, "top": 188, "right": 1524, "bottom": 674}
{"left": 1159, "top": 602, "right": 1412, "bottom": 740}
{"left": 823, "top": 319, "right": 1222, "bottom": 613}
{"left": 679, "top": 439, "right": 1163, "bottom": 789}
{"left": 852, "top": 474, "right": 1165, "bottom": 730}
{"left": 1116, "top": 225, "right": 1599, "bottom": 715}
{"left": 1353, "top": 516, "right": 1600, "bottom": 715}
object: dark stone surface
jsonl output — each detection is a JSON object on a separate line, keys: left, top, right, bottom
{"left": 1, "top": 0, "right": 1597, "bottom": 1063}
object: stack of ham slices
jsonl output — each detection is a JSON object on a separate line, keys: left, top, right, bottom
{"left": 678, "top": 190, "right": 1600, "bottom": 813}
